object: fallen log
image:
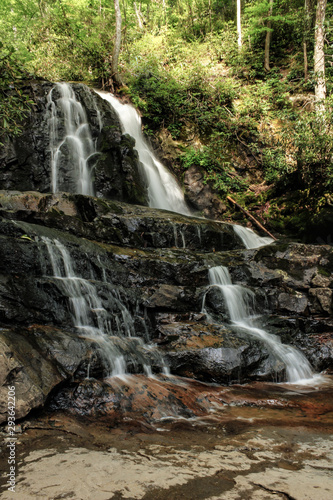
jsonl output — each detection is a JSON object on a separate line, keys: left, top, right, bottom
{"left": 227, "top": 196, "right": 277, "bottom": 241}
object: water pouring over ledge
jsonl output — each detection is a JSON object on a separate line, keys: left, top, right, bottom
{"left": 95, "top": 90, "right": 191, "bottom": 216}
{"left": 202, "top": 265, "right": 315, "bottom": 384}
{"left": 233, "top": 224, "right": 275, "bottom": 249}
{"left": 41, "top": 236, "right": 168, "bottom": 378}
{"left": 46, "top": 83, "right": 275, "bottom": 248}
{"left": 47, "top": 83, "right": 98, "bottom": 196}
{"left": 95, "top": 90, "right": 276, "bottom": 249}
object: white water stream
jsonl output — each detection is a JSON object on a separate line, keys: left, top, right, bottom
{"left": 95, "top": 90, "right": 191, "bottom": 215}
{"left": 46, "top": 83, "right": 275, "bottom": 250}
{"left": 42, "top": 237, "right": 167, "bottom": 377}
{"left": 234, "top": 225, "right": 274, "bottom": 249}
{"left": 203, "top": 266, "right": 314, "bottom": 383}
{"left": 47, "top": 83, "right": 97, "bottom": 195}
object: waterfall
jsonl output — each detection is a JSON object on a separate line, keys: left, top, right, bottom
{"left": 203, "top": 266, "right": 314, "bottom": 383}
{"left": 42, "top": 237, "right": 166, "bottom": 377}
{"left": 234, "top": 225, "right": 274, "bottom": 249}
{"left": 95, "top": 90, "right": 191, "bottom": 215}
{"left": 47, "top": 83, "right": 97, "bottom": 195}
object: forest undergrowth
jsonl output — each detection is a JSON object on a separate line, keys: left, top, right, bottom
{"left": 1, "top": 0, "right": 332, "bottom": 241}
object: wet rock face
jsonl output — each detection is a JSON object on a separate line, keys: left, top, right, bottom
{"left": 0, "top": 326, "right": 90, "bottom": 423}
{"left": 48, "top": 375, "right": 223, "bottom": 422}
{"left": 0, "top": 190, "right": 332, "bottom": 423}
{"left": 156, "top": 316, "right": 283, "bottom": 383}
{"left": 0, "top": 191, "right": 241, "bottom": 252}
{"left": 0, "top": 82, "right": 147, "bottom": 205}
{"left": 184, "top": 165, "right": 227, "bottom": 219}
{"left": 1, "top": 84, "right": 332, "bottom": 426}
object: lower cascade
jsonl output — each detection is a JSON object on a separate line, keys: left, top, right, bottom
{"left": 203, "top": 266, "right": 314, "bottom": 383}
{"left": 42, "top": 236, "right": 167, "bottom": 378}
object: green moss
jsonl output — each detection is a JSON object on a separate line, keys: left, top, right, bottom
{"left": 318, "top": 267, "right": 331, "bottom": 277}
{"left": 95, "top": 198, "right": 124, "bottom": 215}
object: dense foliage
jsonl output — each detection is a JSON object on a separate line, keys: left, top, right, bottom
{"left": 0, "top": 44, "right": 35, "bottom": 139}
{"left": 0, "top": 0, "right": 332, "bottom": 236}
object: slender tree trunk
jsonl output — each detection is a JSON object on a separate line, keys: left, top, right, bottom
{"left": 187, "top": 0, "right": 195, "bottom": 35}
{"left": 111, "top": 0, "right": 123, "bottom": 89}
{"left": 237, "top": 0, "right": 242, "bottom": 49}
{"left": 163, "top": 0, "right": 167, "bottom": 26}
{"left": 38, "top": 1, "right": 45, "bottom": 17}
{"left": 264, "top": 0, "right": 273, "bottom": 71}
{"left": 303, "top": 0, "right": 310, "bottom": 80}
{"left": 303, "top": 42, "right": 308, "bottom": 80}
{"left": 146, "top": 1, "right": 150, "bottom": 28}
{"left": 314, "top": 0, "right": 327, "bottom": 104}
{"left": 134, "top": 2, "right": 143, "bottom": 29}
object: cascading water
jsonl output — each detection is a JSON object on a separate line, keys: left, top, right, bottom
{"left": 46, "top": 84, "right": 277, "bottom": 249}
{"left": 42, "top": 236, "right": 166, "bottom": 377}
{"left": 47, "top": 83, "right": 97, "bottom": 195}
{"left": 234, "top": 225, "right": 274, "bottom": 249}
{"left": 95, "top": 90, "right": 191, "bottom": 215}
{"left": 202, "top": 265, "right": 314, "bottom": 383}
{"left": 94, "top": 90, "right": 278, "bottom": 249}
{"left": 172, "top": 225, "right": 186, "bottom": 248}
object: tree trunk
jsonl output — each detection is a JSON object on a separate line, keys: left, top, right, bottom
{"left": 111, "top": 0, "right": 123, "bottom": 89}
{"left": 303, "top": 42, "right": 308, "bottom": 80}
{"left": 163, "top": 0, "right": 167, "bottom": 25}
{"left": 38, "top": 1, "right": 45, "bottom": 17}
{"left": 134, "top": 2, "right": 143, "bottom": 29}
{"left": 264, "top": 0, "right": 273, "bottom": 71}
{"left": 227, "top": 197, "right": 277, "bottom": 240}
{"left": 237, "top": 0, "right": 242, "bottom": 49}
{"left": 187, "top": 1, "right": 195, "bottom": 35}
{"left": 314, "top": 0, "right": 327, "bottom": 104}
{"left": 303, "top": 0, "right": 310, "bottom": 80}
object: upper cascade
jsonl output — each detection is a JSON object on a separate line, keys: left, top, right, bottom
{"left": 0, "top": 81, "right": 147, "bottom": 204}
{"left": 47, "top": 82, "right": 97, "bottom": 195}
{"left": 95, "top": 90, "right": 191, "bottom": 215}
{"left": 0, "top": 79, "right": 278, "bottom": 253}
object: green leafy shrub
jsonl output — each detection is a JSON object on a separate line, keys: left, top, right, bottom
{"left": 181, "top": 145, "right": 246, "bottom": 194}
{"left": 0, "top": 44, "right": 35, "bottom": 139}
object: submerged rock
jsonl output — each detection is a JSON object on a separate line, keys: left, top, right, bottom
{"left": 48, "top": 374, "right": 224, "bottom": 422}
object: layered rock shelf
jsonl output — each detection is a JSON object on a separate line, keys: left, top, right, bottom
{"left": 0, "top": 82, "right": 332, "bottom": 428}
{"left": 0, "top": 190, "right": 332, "bottom": 424}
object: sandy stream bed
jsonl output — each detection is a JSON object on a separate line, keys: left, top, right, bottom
{"left": 1, "top": 378, "right": 333, "bottom": 500}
